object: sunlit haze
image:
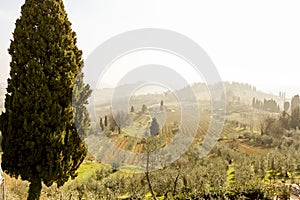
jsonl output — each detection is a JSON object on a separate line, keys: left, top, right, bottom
{"left": 1, "top": 0, "right": 299, "bottom": 98}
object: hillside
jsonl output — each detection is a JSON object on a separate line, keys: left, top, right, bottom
{"left": 1, "top": 80, "right": 300, "bottom": 199}
{"left": 92, "top": 81, "right": 285, "bottom": 112}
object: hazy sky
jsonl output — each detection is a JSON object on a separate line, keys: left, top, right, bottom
{"left": 0, "top": 0, "right": 299, "bottom": 97}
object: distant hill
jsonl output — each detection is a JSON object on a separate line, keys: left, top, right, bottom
{"left": 178, "top": 82, "right": 283, "bottom": 102}
{"left": 92, "top": 81, "right": 286, "bottom": 109}
{"left": 0, "top": 81, "right": 286, "bottom": 114}
{"left": 223, "top": 82, "right": 284, "bottom": 106}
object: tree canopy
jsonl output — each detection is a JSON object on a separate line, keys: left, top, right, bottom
{"left": 0, "top": 0, "right": 91, "bottom": 199}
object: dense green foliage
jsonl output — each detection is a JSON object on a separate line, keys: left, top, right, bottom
{"left": 3, "top": 103, "right": 300, "bottom": 199}
{"left": 6, "top": 140, "right": 298, "bottom": 199}
{"left": 0, "top": 0, "right": 90, "bottom": 199}
{"left": 54, "top": 113, "right": 299, "bottom": 199}
{"left": 130, "top": 105, "right": 134, "bottom": 113}
{"left": 1, "top": 1, "right": 299, "bottom": 199}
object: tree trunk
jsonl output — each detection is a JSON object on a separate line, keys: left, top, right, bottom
{"left": 146, "top": 152, "right": 157, "bottom": 200}
{"left": 27, "top": 178, "right": 42, "bottom": 200}
{"left": 172, "top": 167, "right": 181, "bottom": 196}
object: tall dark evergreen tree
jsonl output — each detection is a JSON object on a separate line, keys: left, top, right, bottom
{"left": 291, "top": 107, "right": 300, "bottom": 129}
{"left": 113, "top": 111, "right": 130, "bottom": 134}
{"left": 160, "top": 100, "right": 164, "bottom": 111}
{"left": 104, "top": 115, "right": 108, "bottom": 127}
{"left": 0, "top": 0, "right": 91, "bottom": 199}
{"left": 291, "top": 95, "right": 300, "bottom": 111}
{"left": 130, "top": 105, "right": 134, "bottom": 113}
{"left": 284, "top": 101, "right": 290, "bottom": 112}
{"left": 108, "top": 114, "right": 117, "bottom": 132}
{"left": 99, "top": 117, "right": 104, "bottom": 131}
{"left": 150, "top": 117, "right": 160, "bottom": 136}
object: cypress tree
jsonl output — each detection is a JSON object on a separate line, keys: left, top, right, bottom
{"left": 99, "top": 117, "right": 104, "bottom": 131}
{"left": 284, "top": 101, "right": 290, "bottom": 112}
{"left": 150, "top": 117, "right": 160, "bottom": 136}
{"left": 142, "top": 104, "right": 148, "bottom": 113}
{"left": 0, "top": 0, "right": 91, "bottom": 199}
{"left": 160, "top": 100, "right": 164, "bottom": 111}
{"left": 104, "top": 115, "right": 108, "bottom": 127}
{"left": 291, "top": 107, "right": 300, "bottom": 129}
{"left": 252, "top": 97, "right": 255, "bottom": 108}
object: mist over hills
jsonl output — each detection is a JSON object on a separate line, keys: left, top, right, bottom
{"left": 0, "top": 81, "right": 295, "bottom": 114}
{"left": 91, "top": 81, "right": 286, "bottom": 107}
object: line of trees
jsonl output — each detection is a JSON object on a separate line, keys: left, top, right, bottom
{"left": 99, "top": 112, "right": 161, "bottom": 137}
{"left": 281, "top": 95, "right": 300, "bottom": 130}
{"left": 291, "top": 95, "right": 300, "bottom": 111}
{"left": 252, "top": 98, "right": 280, "bottom": 113}
{"left": 258, "top": 106, "right": 300, "bottom": 138}
{"left": 99, "top": 111, "right": 132, "bottom": 135}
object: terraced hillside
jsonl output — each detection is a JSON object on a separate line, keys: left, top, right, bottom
{"left": 85, "top": 100, "right": 270, "bottom": 172}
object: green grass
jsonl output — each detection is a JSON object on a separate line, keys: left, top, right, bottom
{"left": 119, "top": 165, "right": 145, "bottom": 173}
{"left": 122, "top": 113, "right": 151, "bottom": 137}
{"left": 132, "top": 113, "right": 151, "bottom": 125}
{"left": 76, "top": 161, "right": 109, "bottom": 180}
{"left": 123, "top": 125, "right": 143, "bottom": 137}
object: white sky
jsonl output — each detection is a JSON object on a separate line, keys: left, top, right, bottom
{"left": 98, "top": 50, "right": 204, "bottom": 88}
{"left": 0, "top": 0, "right": 300, "bottom": 97}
